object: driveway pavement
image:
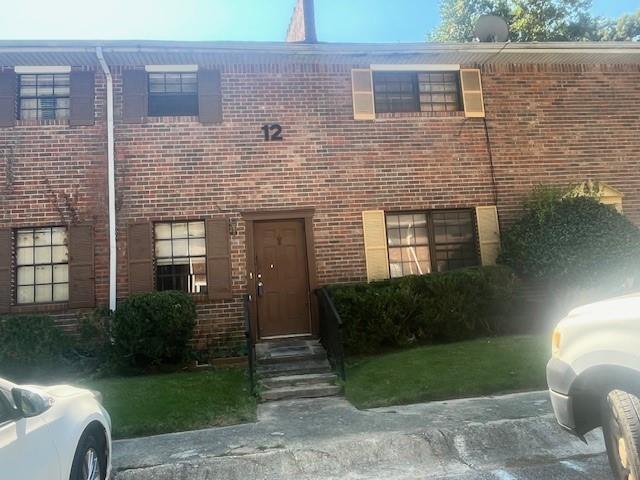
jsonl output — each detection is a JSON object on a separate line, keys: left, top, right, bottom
{"left": 112, "top": 391, "right": 609, "bottom": 479}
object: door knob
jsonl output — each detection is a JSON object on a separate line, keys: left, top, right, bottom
{"left": 257, "top": 281, "right": 264, "bottom": 297}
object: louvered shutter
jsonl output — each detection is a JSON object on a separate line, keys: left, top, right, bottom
{"left": 0, "top": 229, "right": 11, "bottom": 313}
{"left": 460, "top": 69, "right": 485, "bottom": 118}
{"left": 69, "top": 71, "right": 95, "bottom": 126}
{"left": 198, "top": 69, "right": 223, "bottom": 124}
{"left": 123, "top": 70, "right": 148, "bottom": 124}
{"left": 128, "top": 222, "right": 154, "bottom": 294}
{"left": 206, "top": 219, "right": 232, "bottom": 300}
{"left": 476, "top": 206, "right": 500, "bottom": 265}
{"left": 352, "top": 69, "right": 375, "bottom": 120}
{"left": 362, "top": 210, "right": 390, "bottom": 282}
{"left": 68, "top": 224, "right": 95, "bottom": 308}
{"left": 0, "top": 71, "right": 16, "bottom": 127}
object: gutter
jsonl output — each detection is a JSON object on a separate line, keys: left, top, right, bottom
{"left": 95, "top": 47, "right": 117, "bottom": 312}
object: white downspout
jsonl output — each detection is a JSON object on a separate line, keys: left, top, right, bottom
{"left": 96, "top": 47, "right": 117, "bottom": 312}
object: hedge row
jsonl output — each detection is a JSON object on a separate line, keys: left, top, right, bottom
{"left": 327, "top": 265, "right": 518, "bottom": 355}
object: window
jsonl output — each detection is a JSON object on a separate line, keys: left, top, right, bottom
{"left": 16, "top": 227, "right": 69, "bottom": 304}
{"left": 18, "top": 74, "right": 70, "bottom": 120}
{"left": 386, "top": 210, "right": 478, "bottom": 278}
{"left": 148, "top": 73, "right": 198, "bottom": 117}
{"left": 154, "top": 221, "right": 207, "bottom": 293}
{"left": 0, "top": 389, "right": 13, "bottom": 424}
{"left": 373, "top": 71, "right": 461, "bottom": 114}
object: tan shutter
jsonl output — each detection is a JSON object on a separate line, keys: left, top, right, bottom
{"left": 460, "top": 69, "right": 485, "bottom": 118}
{"left": 198, "top": 69, "right": 223, "bottom": 124}
{"left": 362, "top": 210, "right": 390, "bottom": 282}
{"left": 0, "top": 229, "right": 11, "bottom": 314}
{"left": 352, "top": 69, "right": 375, "bottom": 120}
{"left": 476, "top": 206, "right": 500, "bottom": 265}
{"left": 206, "top": 219, "right": 232, "bottom": 300}
{"left": 68, "top": 224, "right": 95, "bottom": 308}
{"left": 128, "top": 222, "right": 154, "bottom": 295}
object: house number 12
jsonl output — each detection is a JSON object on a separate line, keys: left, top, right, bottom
{"left": 261, "top": 124, "right": 283, "bottom": 141}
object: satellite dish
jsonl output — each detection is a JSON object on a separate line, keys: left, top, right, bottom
{"left": 474, "top": 15, "right": 509, "bottom": 42}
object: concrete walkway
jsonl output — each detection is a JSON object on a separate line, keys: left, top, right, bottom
{"left": 113, "top": 391, "right": 606, "bottom": 479}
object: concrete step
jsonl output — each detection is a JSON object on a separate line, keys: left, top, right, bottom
{"left": 257, "top": 351, "right": 327, "bottom": 365}
{"left": 257, "top": 359, "right": 332, "bottom": 378}
{"left": 261, "top": 372, "right": 338, "bottom": 389}
{"left": 261, "top": 383, "right": 343, "bottom": 402}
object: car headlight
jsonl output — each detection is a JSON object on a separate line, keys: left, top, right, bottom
{"left": 552, "top": 328, "right": 562, "bottom": 357}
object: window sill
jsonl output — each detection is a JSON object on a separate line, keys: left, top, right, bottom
{"left": 10, "top": 302, "right": 70, "bottom": 314}
{"left": 375, "top": 111, "right": 465, "bottom": 120}
{"left": 15, "top": 119, "right": 70, "bottom": 127}
{"left": 144, "top": 115, "right": 200, "bottom": 124}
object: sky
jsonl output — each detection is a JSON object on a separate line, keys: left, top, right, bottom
{"left": 0, "top": 0, "right": 638, "bottom": 43}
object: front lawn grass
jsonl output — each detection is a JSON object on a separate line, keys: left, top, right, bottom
{"left": 81, "top": 369, "right": 256, "bottom": 439}
{"left": 345, "top": 335, "right": 549, "bottom": 409}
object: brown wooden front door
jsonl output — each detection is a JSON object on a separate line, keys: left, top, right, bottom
{"left": 254, "top": 219, "right": 311, "bottom": 338}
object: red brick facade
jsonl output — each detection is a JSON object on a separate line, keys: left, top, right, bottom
{"left": 2, "top": 45, "right": 640, "bottom": 353}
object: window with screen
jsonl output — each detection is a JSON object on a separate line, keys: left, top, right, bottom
{"left": 386, "top": 209, "right": 478, "bottom": 278}
{"left": 373, "top": 71, "right": 461, "bottom": 114}
{"left": 18, "top": 74, "right": 70, "bottom": 120}
{"left": 154, "top": 221, "right": 207, "bottom": 293}
{"left": 148, "top": 72, "right": 198, "bottom": 117}
{"left": 16, "top": 227, "right": 69, "bottom": 304}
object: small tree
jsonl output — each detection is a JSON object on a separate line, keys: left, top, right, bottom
{"left": 500, "top": 186, "right": 640, "bottom": 308}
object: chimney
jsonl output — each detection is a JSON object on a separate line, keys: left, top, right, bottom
{"left": 286, "top": 0, "right": 317, "bottom": 43}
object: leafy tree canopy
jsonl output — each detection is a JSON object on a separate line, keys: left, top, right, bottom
{"left": 430, "top": 0, "right": 640, "bottom": 42}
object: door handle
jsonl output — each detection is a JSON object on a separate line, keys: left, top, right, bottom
{"left": 257, "top": 281, "right": 264, "bottom": 297}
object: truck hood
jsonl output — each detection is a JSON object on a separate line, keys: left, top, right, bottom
{"left": 566, "top": 291, "right": 640, "bottom": 321}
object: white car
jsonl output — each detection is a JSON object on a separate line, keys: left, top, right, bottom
{"left": 547, "top": 291, "right": 640, "bottom": 480}
{"left": 0, "top": 377, "right": 111, "bottom": 480}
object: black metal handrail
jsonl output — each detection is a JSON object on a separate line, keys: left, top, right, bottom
{"left": 243, "top": 294, "right": 257, "bottom": 395}
{"left": 316, "top": 287, "right": 346, "bottom": 380}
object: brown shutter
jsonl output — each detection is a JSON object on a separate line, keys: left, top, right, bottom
{"left": 460, "top": 69, "right": 485, "bottom": 118}
{"left": 0, "top": 229, "right": 11, "bottom": 313}
{"left": 122, "top": 70, "right": 148, "bottom": 124}
{"left": 352, "top": 69, "right": 375, "bottom": 120}
{"left": 476, "top": 206, "right": 501, "bottom": 265}
{"left": 198, "top": 69, "right": 223, "bottom": 124}
{"left": 69, "top": 70, "right": 95, "bottom": 126}
{"left": 0, "top": 71, "right": 16, "bottom": 128}
{"left": 362, "top": 210, "right": 390, "bottom": 282}
{"left": 128, "top": 222, "right": 154, "bottom": 295}
{"left": 206, "top": 219, "right": 232, "bottom": 300}
{"left": 68, "top": 224, "right": 95, "bottom": 308}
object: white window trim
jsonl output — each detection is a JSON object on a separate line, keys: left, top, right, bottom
{"left": 14, "top": 66, "right": 71, "bottom": 74}
{"left": 370, "top": 64, "right": 460, "bottom": 72}
{"left": 145, "top": 64, "right": 198, "bottom": 73}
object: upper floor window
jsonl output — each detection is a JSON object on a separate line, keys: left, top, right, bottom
{"left": 18, "top": 74, "right": 70, "bottom": 120}
{"left": 154, "top": 221, "right": 207, "bottom": 293}
{"left": 16, "top": 227, "right": 69, "bottom": 304}
{"left": 148, "top": 72, "right": 198, "bottom": 117}
{"left": 373, "top": 71, "right": 461, "bottom": 114}
{"left": 385, "top": 209, "right": 478, "bottom": 278}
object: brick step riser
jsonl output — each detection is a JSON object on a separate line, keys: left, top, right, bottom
{"left": 260, "top": 384, "right": 343, "bottom": 402}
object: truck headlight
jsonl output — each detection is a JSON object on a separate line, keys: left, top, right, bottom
{"left": 552, "top": 328, "right": 562, "bottom": 357}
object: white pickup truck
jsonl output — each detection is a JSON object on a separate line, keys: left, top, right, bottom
{"left": 547, "top": 291, "right": 640, "bottom": 480}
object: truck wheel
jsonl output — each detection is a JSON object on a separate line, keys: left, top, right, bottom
{"left": 602, "top": 390, "right": 640, "bottom": 480}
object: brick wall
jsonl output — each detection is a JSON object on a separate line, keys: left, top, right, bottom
{"left": 3, "top": 59, "right": 640, "bottom": 351}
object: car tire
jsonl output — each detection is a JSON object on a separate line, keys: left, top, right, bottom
{"left": 602, "top": 390, "right": 640, "bottom": 480}
{"left": 69, "top": 431, "right": 106, "bottom": 480}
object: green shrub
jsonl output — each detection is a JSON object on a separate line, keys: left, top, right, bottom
{"left": 327, "top": 265, "right": 517, "bottom": 355}
{"left": 0, "top": 315, "right": 71, "bottom": 381}
{"left": 111, "top": 291, "right": 197, "bottom": 371}
{"left": 500, "top": 193, "right": 640, "bottom": 292}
